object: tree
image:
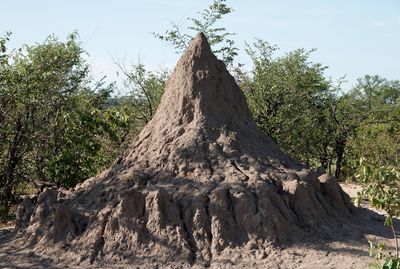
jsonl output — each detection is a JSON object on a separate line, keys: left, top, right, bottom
{"left": 115, "top": 62, "right": 168, "bottom": 129}
{"left": 334, "top": 75, "right": 400, "bottom": 178}
{"left": 0, "top": 33, "right": 128, "bottom": 218}
{"left": 243, "top": 39, "right": 335, "bottom": 169}
{"left": 154, "top": 0, "right": 238, "bottom": 66}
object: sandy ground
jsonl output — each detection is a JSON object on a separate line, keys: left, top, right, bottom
{"left": 0, "top": 182, "right": 397, "bottom": 269}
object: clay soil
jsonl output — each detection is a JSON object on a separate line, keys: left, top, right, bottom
{"left": 0, "top": 183, "right": 397, "bottom": 269}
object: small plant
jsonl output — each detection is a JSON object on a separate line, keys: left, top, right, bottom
{"left": 355, "top": 158, "right": 400, "bottom": 269}
{"left": 154, "top": 0, "right": 238, "bottom": 67}
{"left": 368, "top": 240, "right": 400, "bottom": 269}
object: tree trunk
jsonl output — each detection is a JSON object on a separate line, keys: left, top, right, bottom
{"left": 320, "top": 142, "right": 329, "bottom": 171}
{"left": 0, "top": 118, "right": 27, "bottom": 216}
{"left": 335, "top": 137, "right": 346, "bottom": 179}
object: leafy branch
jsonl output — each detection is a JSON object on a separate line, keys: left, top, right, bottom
{"left": 153, "top": 0, "right": 238, "bottom": 66}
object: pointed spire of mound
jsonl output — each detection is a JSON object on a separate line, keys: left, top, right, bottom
{"left": 151, "top": 32, "right": 254, "bottom": 130}
{"left": 183, "top": 32, "right": 214, "bottom": 61}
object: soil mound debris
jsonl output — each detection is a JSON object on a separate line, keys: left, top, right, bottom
{"left": 14, "top": 32, "right": 353, "bottom": 267}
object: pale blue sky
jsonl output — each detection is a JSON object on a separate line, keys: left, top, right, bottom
{"left": 1, "top": 0, "right": 399, "bottom": 91}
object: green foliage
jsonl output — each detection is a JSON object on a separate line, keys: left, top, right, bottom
{"left": 243, "top": 39, "right": 335, "bottom": 168}
{"left": 341, "top": 76, "right": 400, "bottom": 179}
{"left": 347, "top": 123, "right": 400, "bottom": 169}
{"left": 117, "top": 63, "right": 168, "bottom": 127}
{"left": 42, "top": 87, "right": 129, "bottom": 188}
{"left": 112, "top": 61, "right": 168, "bottom": 149}
{"left": 154, "top": 0, "right": 238, "bottom": 66}
{"left": 356, "top": 159, "right": 400, "bottom": 226}
{"left": 242, "top": 39, "right": 399, "bottom": 180}
{"left": 356, "top": 158, "right": 400, "bottom": 267}
{"left": 368, "top": 241, "right": 400, "bottom": 269}
{"left": 0, "top": 33, "right": 130, "bottom": 216}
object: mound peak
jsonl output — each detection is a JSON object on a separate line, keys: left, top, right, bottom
{"left": 148, "top": 31, "right": 253, "bottom": 133}
{"left": 159, "top": 31, "right": 253, "bottom": 128}
{"left": 119, "top": 32, "right": 298, "bottom": 183}
{"left": 14, "top": 33, "right": 353, "bottom": 267}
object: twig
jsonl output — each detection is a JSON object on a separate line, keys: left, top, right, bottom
{"left": 391, "top": 224, "right": 399, "bottom": 259}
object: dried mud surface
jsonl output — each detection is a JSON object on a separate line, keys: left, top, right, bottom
{"left": 1, "top": 186, "right": 395, "bottom": 269}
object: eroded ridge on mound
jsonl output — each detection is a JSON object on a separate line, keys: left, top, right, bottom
{"left": 15, "top": 32, "right": 353, "bottom": 267}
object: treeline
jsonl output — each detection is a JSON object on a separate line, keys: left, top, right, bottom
{"left": 0, "top": 0, "right": 399, "bottom": 219}
{"left": 242, "top": 40, "right": 400, "bottom": 179}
